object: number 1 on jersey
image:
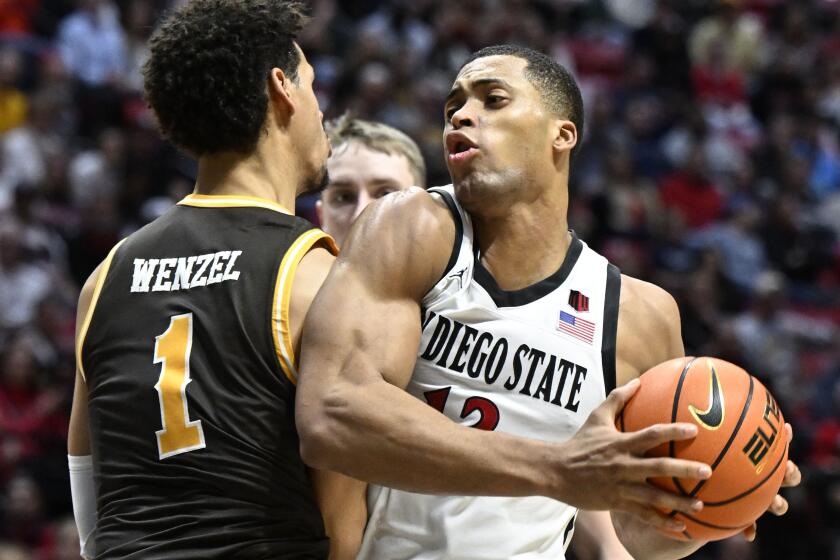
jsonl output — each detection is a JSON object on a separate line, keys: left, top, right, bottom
{"left": 154, "top": 313, "right": 206, "bottom": 459}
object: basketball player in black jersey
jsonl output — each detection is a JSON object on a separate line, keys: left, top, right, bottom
{"left": 296, "top": 45, "right": 801, "bottom": 559}
{"left": 67, "top": 1, "right": 339, "bottom": 558}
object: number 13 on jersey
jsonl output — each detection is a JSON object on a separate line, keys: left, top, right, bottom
{"left": 154, "top": 313, "right": 206, "bottom": 459}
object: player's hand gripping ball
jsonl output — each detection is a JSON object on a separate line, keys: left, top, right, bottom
{"left": 618, "top": 357, "right": 789, "bottom": 541}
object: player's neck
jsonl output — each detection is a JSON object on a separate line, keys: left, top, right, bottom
{"left": 473, "top": 187, "right": 571, "bottom": 292}
{"left": 194, "top": 142, "right": 300, "bottom": 212}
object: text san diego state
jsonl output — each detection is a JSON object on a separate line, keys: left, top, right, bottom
{"left": 420, "top": 311, "right": 589, "bottom": 412}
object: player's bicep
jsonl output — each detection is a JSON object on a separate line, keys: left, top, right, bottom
{"left": 301, "top": 253, "right": 424, "bottom": 389}
{"left": 69, "top": 263, "right": 104, "bottom": 456}
{"left": 300, "top": 188, "right": 453, "bottom": 389}
{"left": 616, "top": 276, "right": 685, "bottom": 386}
{"left": 288, "top": 245, "right": 336, "bottom": 363}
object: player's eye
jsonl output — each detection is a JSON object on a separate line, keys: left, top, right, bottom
{"left": 445, "top": 101, "right": 464, "bottom": 120}
{"left": 486, "top": 94, "right": 506, "bottom": 106}
{"left": 375, "top": 187, "right": 398, "bottom": 199}
{"left": 330, "top": 192, "right": 356, "bottom": 205}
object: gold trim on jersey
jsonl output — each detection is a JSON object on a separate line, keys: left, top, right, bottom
{"left": 178, "top": 194, "right": 293, "bottom": 215}
{"left": 75, "top": 239, "right": 127, "bottom": 382}
{"left": 272, "top": 229, "right": 338, "bottom": 384}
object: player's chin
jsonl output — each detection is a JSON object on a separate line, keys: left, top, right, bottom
{"left": 451, "top": 174, "right": 480, "bottom": 202}
{"left": 302, "top": 166, "right": 330, "bottom": 197}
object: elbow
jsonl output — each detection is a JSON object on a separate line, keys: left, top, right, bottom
{"left": 296, "top": 389, "right": 350, "bottom": 471}
{"left": 298, "top": 415, "right": 338, "bottom": 471}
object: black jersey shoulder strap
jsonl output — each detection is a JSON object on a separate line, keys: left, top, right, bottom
{"left": 271, "top": 228, "right": 338, "bottom": 384}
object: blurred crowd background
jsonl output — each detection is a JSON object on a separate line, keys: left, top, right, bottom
{"left": 0, "top": 0, "right": 838, "bottom": 558}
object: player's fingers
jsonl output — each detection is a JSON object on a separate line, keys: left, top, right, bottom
{"left": 620, "top": 482, "right": 703, "bottom": 515}
{"left": 742, "top": 523, "right": 757, "bottom": 542}
{"left": 768, "top": 494, "right": 788, "bottom": 516}
{"left": 628, "top": 456, "right": 712, "bottom": 481}
{"left": 785, "top": 423, "right": 793, "bottom": 443}
{"left": 621, "top": 502, "right": 686, "bottom": 533}
{"left": 596, "top": 378, "right": 640, "bottom": 420}
{"left": 626, "top": 423, "right": 699, "bottom": 452}
{"left": 782, "top": 460, "right": 801, "bottom": 487}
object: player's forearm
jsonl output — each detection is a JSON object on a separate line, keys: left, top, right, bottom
{"left": 573, "top": 510, "right": 634, "bottom": 560}
{"left": 612, "top": 511, "right": 705, "bottom": 560}
{"left": 310, "top": 469, "right": 367, "bottom": 560}
{"left": 297, "top": 377, "right": 553, "bottom": 498}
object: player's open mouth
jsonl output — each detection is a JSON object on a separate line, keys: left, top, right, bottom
{"left": 445, "top": 132, "right": 479, "bottom": 163}
{"left": 448, "top": 144, "right": 479, "bottom": 162}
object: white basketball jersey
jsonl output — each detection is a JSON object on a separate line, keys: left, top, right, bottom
{"left": 358, "top": 186, "right": 621, "bottom": 560}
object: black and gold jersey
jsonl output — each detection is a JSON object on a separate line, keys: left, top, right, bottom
{"left": 77, "top": 194, "right": 336, "bottom": 559}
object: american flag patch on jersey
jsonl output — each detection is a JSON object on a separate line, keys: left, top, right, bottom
{"left": 557, "top": 311, "right": 595, "bottom": 344}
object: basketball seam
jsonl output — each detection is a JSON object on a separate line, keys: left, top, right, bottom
{"left": 687, "top": 375, "right": 755, "bottom": 497}
{"left": 702, "top": 441, "right": 788, "bottom": 507}
{"left": 670, "top": 357, "right": 697, "bottom": 496}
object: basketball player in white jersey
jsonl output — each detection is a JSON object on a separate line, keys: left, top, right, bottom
{"left": 312, "top": 115, "right": 637, "bottom": 560}
{"left": 297, "top": 45, "right": 800, "bottom": 559}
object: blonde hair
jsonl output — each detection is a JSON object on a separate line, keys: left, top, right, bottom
{"left": 326, "top": 114, "right": 426, "bottom": 187}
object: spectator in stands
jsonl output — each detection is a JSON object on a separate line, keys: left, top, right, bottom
{"left": 688, "top": 200, "right": 767, "bottom": 295}
{"left": 0, "top": 90, "right": 66, "bottom": 211}
{"left": 0, "top": 472, "right": 49, "bottom": 551}
{"left": 0, "top": 335, "right": 66, "bottom": 477}
{"left": 56, "top": 0, "right": 124, "bottom": 88}
{"left": 0, "top": 48, "right": 27, "bottom": 134}
{"left": 57, "top": 0, "right": 127, "bottom": 136}
{"left": 660, "top": 144, "right": 724, "bottom": 229}
{"left": 689, "top": 0, "right": 765, "bottom": 76}
{"left": 0, "top": 221, "right": 52, "bottom": 331}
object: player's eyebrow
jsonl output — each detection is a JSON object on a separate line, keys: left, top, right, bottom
{"left": 326, "top": 179, "right": 354, "bottom": 188}
{"left": 445, "top": 77, "right": 514, "bottom": 104}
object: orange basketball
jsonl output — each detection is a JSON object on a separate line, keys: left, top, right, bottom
{"left": 618, "top": 356, "right": 789, "bottom": 542}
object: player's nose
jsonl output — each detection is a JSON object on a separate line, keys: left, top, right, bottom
{"left": 450, "top": 103, "right": 476, "bottom": 129}
{"left": 353, "top": 192, "right": 373, "bottom": 220}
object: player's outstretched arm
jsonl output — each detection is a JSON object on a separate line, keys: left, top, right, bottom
{"left": 296, "top": 188, "right": 710, "bottom": 523}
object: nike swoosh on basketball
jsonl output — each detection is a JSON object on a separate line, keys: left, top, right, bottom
{"left": 688, "top": 362, "right": 725, "bottom": 430}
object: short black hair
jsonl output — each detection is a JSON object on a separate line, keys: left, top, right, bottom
{"left": 463, "top": 44, "right": 584, "bottom": 155}
{"left": 143, "top": 0, "right": 308, "bottom": 156}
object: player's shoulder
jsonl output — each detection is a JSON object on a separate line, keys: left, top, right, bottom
{"left": 619, "top": 275, "right": 680, "bottom": 331}
{"left": 354, "top": 186, "right": 454, "bottom": 240}
{"left": 340, "top": 186, "right": 457, "bottom": 297}
{"left": 342, "top": 186, "right": 455, "bottom": 262}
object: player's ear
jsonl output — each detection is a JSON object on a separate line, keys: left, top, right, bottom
{"left": 267, "top": 67, "right": 296, "bottom": 122}
{"left": 552, "top": 119, "right": 577, "bottom": 158}
{"left": 315, "top": 199, "right": 324, "bottom": 225}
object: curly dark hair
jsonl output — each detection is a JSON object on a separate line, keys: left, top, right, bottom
{"left": 143, "top": 0, "right": 309, "bottom": 156}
